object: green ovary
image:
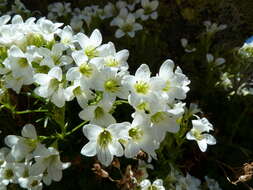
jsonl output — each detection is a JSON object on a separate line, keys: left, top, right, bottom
{"left": 98, "top": 130, "right": 112, "bottom": 148}
{"left": 134, "top": 81, "right": 150, "bottom": 94}
{"left": 31, "top": 180, "right": 39, "bottom": 187}
{"left": 94, "top": 107, "right": 104, "bottom": 119}
{"left": 104, "top": 79, "right": 120, "bottom": 93}
{"left": 129, "top": 127, "right": 143, "bottom": 141}
{"left": 4, "top": 169, "right": 14, "bottom": 179}
{"left": 18, "top": 58, "right": 29, "bottom": 68}
{"left": 73, "top": 86, "right": 82, "bottom": 96}
{"left": 122, "top": 24, "right": 133, "bottom": 32}
{"left": 49, "top": 78, "right": 59, "bottom": 91}
{"left": 148, "top": 185, "right": 158, "bottom": 190}
{"left": 163, "top": 80, "right": 171, "bottom": 92}
{"left": 85, "top": 46, "right": 98, "bottom": 59}
{"left": 192, "top": 129, "right": 204, "bottom": 141}
{"left": 105, "top": 57, "right": 119, "bottom": 67}
{"left": 151, "top": 112, "right": 166, "bottom": 124}
{"left": 79, "top": 63, "right": 93, "bottom": 77}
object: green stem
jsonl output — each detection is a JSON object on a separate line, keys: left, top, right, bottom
{"left": 65, "top": 120, "right": 89, "bottom": 136}
{"left": 14, "top": 109, "right": 48, "bottom": 114}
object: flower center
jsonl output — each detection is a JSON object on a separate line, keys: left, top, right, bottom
{"left": 192, "top": 129, "right": 204, "bottom": 141}
{"left": 162, "top": 80, "right": 171, "bottom": 92}
{"left": 148, "top": 185, "right": 158, "bottom": 190}
{"left": 31, "top": 180, "right": 39, "bottom": 187}
{"left": 94, "top": 107, "right": 104, "bottom": 119}
{"left": 79, "top": 63, "right": 93, "bottom": 77}
{"left": 104, "top": 79, "right": 120, "bottom": 93}
{"left": 18, "top": 58, "right": 29, "bottom": 68}
{"left": 134, "top": 81, "right": 150, "bottom": 94}
{"left": 4, "top": 169, "right": 14, "bottom": 179}
{"left": 49, "top": 78, "right": 60, "bottom": 91}
{"left": 151, "top": 112, "right": 166, "bottom": 124}
{"left": 128, "top": 127, "right": 143, "bottom": 141}
{"left": 105, "top": 57, "right": 119, "bottom": 67}
{"left": 122, "top": 23, "right": 133, "bottom": 32}
{"left": 85, "top": 46, "right": 98, "bottom": 59}
{"left": 98, "top": 130, "right": 112, "bottom": 148}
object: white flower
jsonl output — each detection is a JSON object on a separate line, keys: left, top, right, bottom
{"left": 0, "top": 163, "right": 19, "bottom": 185}
{"left": 18, "top": 174, "right": 43, "bottom": 190}
{"left": 203, "top": 21, "right": 227, "bottom": 34}
{"left": 35, "top": 17, "right": 63, "bottom": 42}
{"left": 79, "top": 97, "right": 116, "bottom": 127}
{"left": 135, "top": 0, "right": 159, "bottom": 21}
{"left": 90, "top": 42, "right": 129, "bottom": 71}
{"left": 180, "top": 38, "right": 196, "bottom": 53}
{"left": 75, "top": 29, "right": 102, "bottom": 60}
{"left": 123, "top": 64, "right": 164, "bottom": 113}
{"left": 37, "top": 43, "right": 72, "bottom": 68}
{"left": 34, "top": 66, "right": 66, "bottom": 107}
{"left": 30, "top": 145, "right": 70, "bottom": 185}
{"left": 205, "top": 176, "right": 222, "bottom": 190}
{"left": 58, "top": 26, "right": 75, "bottom": 49}
{"left": 140, "top": 179, "right": 165, "bottom": 190}
{"left": 150, "top": 102, "right": 185, "bottom": 141}
{"left": 157, "top": 59, "right": 190, "bottom": 102}
{"left": 81, "top": 122, "right": 129, "bottom": 166}
{"left": 111, "top": 8, "right": 143, "bottom": 38}
{"left": 124, "top": 113, "right": 158, "bottom": 160}
{"left": 186, "top": 117, "right": 216, "bottom": 152}
{"left": 93, "top": 68, "right": 129, "bottom": 101}
{"left": 4, "top": 124, "right": 40, "bottom": 161}
{"left": 176, "top": 173, "right": 201, "bottom": 190}
{"left": 206, "top": 53, "right": 225, "bottom": 66}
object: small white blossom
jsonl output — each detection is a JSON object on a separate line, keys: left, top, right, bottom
{"left": 186, "top": 117, "right": 216, "bottom": 152}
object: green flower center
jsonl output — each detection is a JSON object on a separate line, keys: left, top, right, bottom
{"left": 129, "top": 127, "right": 143, "bottom": 141}
{"left": 151, "top": 112, "right": 166, "bottom": 124}
{"left": 79, "top": 63, "right": 93, "bottom": 77}
{"left": 24, "top": 138, "right": 37, "bottom": 152}
{"left": 163, "top": 80, "right": 171, "bottom": 92}
{"left": 98, "top": 130, "right": 112, "bottom": 148}
{"left": 73, "top": 86, "right": 82, "bottom": 96}
{"left": 148, "top": 185, "right": 158, "bottom": 190}
{"left": 18, "top": 58, "right": 29, "bottom": 68}
{"left": 104, "top": 79, "right": 120, "bottom": 93}
{"left": 31, "top": 180, "right": 39, "bottom": 187}
{"left": 94, "top": 107, "right": 104, "bottom": 119}
{"left": 105, "top": 57, "right": 119, "bottom": 67}
{"left": 144, "top": 6, "right": 153, "bottom": 14}
{"left": 27, "top": 33, "right": 45, "bottom": 47}
{"left": 136, "top": 102, "right": 150, "bottom": 113}
{"left": 192, "top": 129, "right": 204, "bottom": 141}
{"left": 4, "top": 169, "right": 14, "bottom": 179}
{"left": 122, "top": 24, "right": 133, "bottom": 32}
{"left": 85, "top": 46, "right": 98, "bottom": 59}
{"left": 134, "top": 81, "right": 150, "bottom": 94}
{"left": 49, "top": 78, "right": 60, "bottom": 91}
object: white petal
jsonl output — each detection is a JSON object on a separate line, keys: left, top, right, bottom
{"left": 82, "top": 124, "right": 103, "bottom": 141}
{"left": 115, "top": 29, "right": 125, "bottom": 38}
{"left": 96, "top": 146, "right": 113, "bottom": 166}
{"left": 135, "top": 64, "right": 151, "bottom": 81}
{"left": 197, "top": 139, "right": 207, "bottom": 152}
{"left": 21, "top": 124, "right": 37, "bottom": 139}
{"left": 4, "top": 135, "right": 19, "bottom": 147}
{"left": 90, "top": 29, "right": 102, "bottom": 47}
{"left": 48, "top": 67, "right": 62, "bottom": 81}
{"left": 81, "top": 141, "right": 97, "bottom": 156}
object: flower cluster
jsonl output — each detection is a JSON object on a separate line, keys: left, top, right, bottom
{"left": 0, "top": 124, "right": 70, "bottom": 189}
{"left": 165, "top": 165, "right": 223, "bottom": 190}
{"left": 47, "top": 0, "right": 159, "bottom": 38}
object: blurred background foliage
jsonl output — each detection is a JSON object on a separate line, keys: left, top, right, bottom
{"left": 1, "top": 0, "right": 253, "bottom": 189}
